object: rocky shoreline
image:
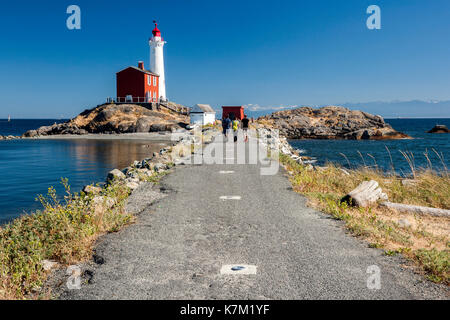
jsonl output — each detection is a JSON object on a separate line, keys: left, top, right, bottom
{"left": 258, "top": 106, "right": 411, "bottom": 140}
{"left": 0, "top": 135, "right": 21, "bottom": 140}
{"left": 23, "top": 103, "right": 189, "bottom": 138}
{"left": 81, "top": 126, "right": 214, "bottom": 194}
{"left": 6, "top": 103, "right": 413, "bottom": 143}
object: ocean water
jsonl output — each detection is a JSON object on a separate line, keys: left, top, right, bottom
{"left": 0, "top": 118, "right": 449, "bottom": 224}
{"left": 0, "top": 120, "right": 168, "bottom": 224}
{"left": 288, "top": 118, "right": 450, "bottom": 174}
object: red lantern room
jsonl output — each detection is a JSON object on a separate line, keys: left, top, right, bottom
{"left": 152, "top": 21, "right": 161, "bottom": 37}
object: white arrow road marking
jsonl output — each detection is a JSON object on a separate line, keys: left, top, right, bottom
{"left": 220, "top": 196, "right": 241, "bottom": 200}
{"left": 220, "top": 265, "right": 257, "bottom": 275}
{"left": 219, "top": 171, "right": 235, "bottom": 174}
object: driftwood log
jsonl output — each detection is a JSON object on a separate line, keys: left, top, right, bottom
{"left": 341, "top": 180, "right": 388, "bottom": 207}
{"left": 380, "top": 202, "right": 450, "bottom": 217}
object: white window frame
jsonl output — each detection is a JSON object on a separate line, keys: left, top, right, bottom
{"left": 153, "top": 76, "right": 157, "bottom": 86}
{"left": 148, "top": 75, "right": 151, "bottom": 86}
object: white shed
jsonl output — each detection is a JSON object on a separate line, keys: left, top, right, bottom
{"left": 190, "top": 104, "right": 216, "bottom": 125}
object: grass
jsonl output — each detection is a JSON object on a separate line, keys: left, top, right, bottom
{"left": 0, "top": 160, "right": 172, "bottom": 300}
{"left": 280, "top": 153, "right": 450, "bottom": 285}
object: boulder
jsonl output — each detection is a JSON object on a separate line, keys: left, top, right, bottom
{"left": 106, "top": 169, "right": 126, "bottom": 183}
{"left": 83, "top": 185, "right": 102, "bottom": 195}
{"left": 154, "top": 163, "right": 168, "bottom": 172}
{"left": 41, "top": 260, "right": 59, "bottom": 271}
{"left": 150, "top": 123, "right": 167, "bottom": 132}
{"left": 23, "top": 130, "right": 38, "bottom": 138}
{"left": 126, "top": 181, "right": 140, "bottom": 190}
{"left": 135, "top": 117, "right": 153, "bottom": 132}
{"left": 92, "top": 196, "right": 116, "bottom": 212}
{"left": 427, "top": 125, "right": 449, "bottom": 133}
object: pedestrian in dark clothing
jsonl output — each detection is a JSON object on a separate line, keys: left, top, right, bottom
{"left": 222, "top": 115, "right": 231, "bottom": 137}
{"left": 242, "top": 114, "right": 250, "bottom": 142}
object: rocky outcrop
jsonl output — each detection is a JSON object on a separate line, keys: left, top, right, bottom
{"left": 0, "top": 135, "right": 21, "bottom": 140}
{"left": 427, "top": 125, "right": 449, "bottom": 133}
{"left": 258, "top": 106, "right": 410, "bottom": 140}
{"left": 22, "top": 103, "right": 189, "bottom": 138}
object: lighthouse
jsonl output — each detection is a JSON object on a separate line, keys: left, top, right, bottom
{"left": 149, "top": 21, "right": 167, "bottom": 101}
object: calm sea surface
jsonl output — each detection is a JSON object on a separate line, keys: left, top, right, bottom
{"left": 0, "top": 120, "right": 168, "bottom": 224}
{"left": 0, "top": 118, "right": 449, "bottom": 223}
{"left": 289, "top": 118, "right": 449, "bottom": 174}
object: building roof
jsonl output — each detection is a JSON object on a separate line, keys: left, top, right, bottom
{"left": 191, "top": 104, "right": 216, "bottom": 113}
{"left": 152, "top": 22, "right": 161, "bottom": 37}
{"left": 117, "top": 66, "right": 159, "bottom": 77}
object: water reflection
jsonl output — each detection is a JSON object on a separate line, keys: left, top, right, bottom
{"left": 65, "top": 139, "right": 167, "bottom": 171}
{"left": 0, "top": 138, "right": 169, "bottom": 223}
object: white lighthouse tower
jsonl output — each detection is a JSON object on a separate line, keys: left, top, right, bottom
{"left": 149, "top": 21, "right": 167, "bottom": 101}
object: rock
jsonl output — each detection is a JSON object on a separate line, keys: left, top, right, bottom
{"left": 106, "top": 169, "right": 126, "bottom": 183}
{"left": 82, "top": 185, "right": 102, "bottom": 195}
{"left": 126, "top": 181, "right": 140, "bottom": 190}
{"left": 154, "top": 163, "right": 168, "bottom": 172}
{"left": 341, "top": 180, "right": 388, "bottom": 207}
{"left": 122, "top": 167, "right": 132, "bottom": 175}
{"left": 93, "top": 254, "right": 105, "bottom": 265}
{"left": 427, "top": 125, "right": 449, "bottom": 133}
{"left": 132, "top": 160, "right": 140, "bottom": 167}
{"left": 150, "top": 123, "right": 168, "bottom": 132}
{"left": 126, "top": 176, "right": 140, "bottom": 183}
{"left": 41, "top": 260, "right": 59, "bottom": 271}
{"left": 259, "top": 106, "right": 411, "bottom": 140}
{"left": 135, "top": 117, "right": 153, "bottom": 132}
{"left": 23, "top": 129, "right": 38, "bottom": 138}
{"left": 397, "top": 218, "right": 412, "bottom": 228}
{"left": 92, "top": 196, "right": 116, "bottom": 212}
{"left": 66, "top": 265, "right": 82, "bottom": 277}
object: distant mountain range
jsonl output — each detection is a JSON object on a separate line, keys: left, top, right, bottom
{"left": 242, "top": 100, "right": 450, "bottom": 119}
{"left": 341, "top": 100, "right": 450, "bottom": 118}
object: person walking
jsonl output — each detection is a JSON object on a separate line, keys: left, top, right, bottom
{"left": 242, "top": 114, "right": 250, "bottom": 142}
{"left": 232, "top": 118, "right": 240, "bottom": 143}
{"left": 222, "top": 115, "right": 231, "bottom": 138}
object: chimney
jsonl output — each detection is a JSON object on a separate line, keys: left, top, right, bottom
{"left": 138, "top": 61, "right": 144, "bottom": 69}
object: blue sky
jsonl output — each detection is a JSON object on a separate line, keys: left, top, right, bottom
{"left": 0, "top": 0, "right": 449, "bottom": 118}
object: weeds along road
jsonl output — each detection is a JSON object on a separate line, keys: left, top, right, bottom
{"left": 57, "top": 134, "right": 448, "bottom": 300}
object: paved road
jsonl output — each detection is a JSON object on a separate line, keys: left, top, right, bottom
{"left": 59, "top": 133, "right": 447, "bottom": 299}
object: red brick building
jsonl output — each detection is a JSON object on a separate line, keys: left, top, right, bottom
{"left": 222, "top": 106, "right": 245, "bottom": 120}
{"left": 116, "top": 61, "right": 159, "bottom": 103}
